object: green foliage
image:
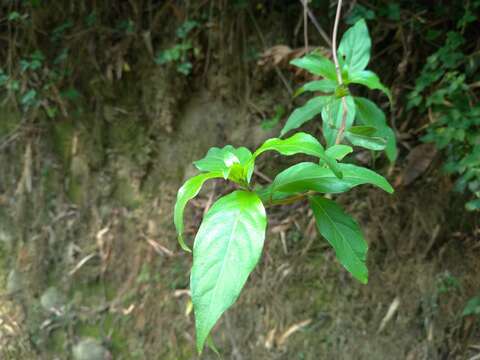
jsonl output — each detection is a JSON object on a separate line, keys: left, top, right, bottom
{"left": 0, "top": 7, "right": 84, "bottom": 119}
{"left": 281, "top": 19, "right": 396, "bottom": 160}
{"left": 462, "top": 295, "right": 480, "bottom": 316}
{"left": 175, "top": 132, "right": 393, "bottom": 351}
{"left": 174, "top": 18, "right": 395, "bottom": 353}
{"left": 154, "top": 20, "right": 199, "bottom": 75}
{"left": 408, "top": 3, "right": 480, "bottom": 210}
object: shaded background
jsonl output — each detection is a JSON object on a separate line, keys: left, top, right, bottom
{"left": 0, "top": 0, "right": 479, "bottom": 359}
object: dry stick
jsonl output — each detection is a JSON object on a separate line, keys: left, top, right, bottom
{"left": 302, "top": 0, "right": 308, "bottom": 51}
{"left": 247, "top": 7, "right": 293, "bottom": 95}
{"left": 331, "top": 0, "right": 348, "bottom": 145}
{"left": 299, "top": 0, "right": 332, "bottom": 47}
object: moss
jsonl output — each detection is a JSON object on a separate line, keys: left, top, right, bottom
{"left": 51, "top": 120, "right": 75, "bottom": 165}
{"left": 0, "top": 108, "right": 20, "bottom": 136}
{"left": 113, "top": 178, "right": 142, "bottom": 208}
{"left": 47, "top": 330, "right": 68, "bottom": 354}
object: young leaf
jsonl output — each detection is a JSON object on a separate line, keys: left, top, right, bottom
{"left": 338, "top": 19, "right": 371, "bottom": 73}
{"left": 191, "top": 190, "right": 267, "bottom": 353}
{"left": 345, "top": 131, "right": 387, "bottom": 151}
{"left": 174, "top": 172, "right": 222, "bottom": 252}
{"left": 253, "top": 132, "right": 342, "bottom": 178}
{"left": 194, "top": 145, "right": 253, "bottom": 181}
{"left": 272, "top": 162, "right": 393, "bottom": 195}
{"left": 348, "top": 70, "right": 392, "bottom": 101}
{"left": 325, "top": 144, "right": 353, "bottom": 160}
{"left": 348, "top": 125, "right": 377, "bottom": 136}
{"left": 321, "top": 96, "right": 356, "bottom": 146}
{"left": 281, "top": 96, "right": 329, "bottom": 136}
{"left": 309, "top": 196, "right": 368, "bottom": 283}
{"left": 290, "top": 54, "right": 337, "bottom": 81}
{"left": 354, "top": 97, "right": 397, "bottom": 162}
{"left": 294, "top": 79, "right": 337, "bottom": 97}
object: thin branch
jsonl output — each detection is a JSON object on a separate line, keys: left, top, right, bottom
{"left": 299, "top": 0, "right": 332, "bottom": 47}
{"left": 247, "top": 7, "right": 293, "bottom": 95}
{"left": 266, "top": 191, "right": 316, "bottom": 208}
{"left": 330, "top": 0, "right": 348, "bottom": 145}
{"left": 302, "top": 0, "right": 308, "bottom": 51}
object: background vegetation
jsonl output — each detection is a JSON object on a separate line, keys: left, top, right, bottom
{"left": 0, "top": 0, "right": 479, "bottom": 359}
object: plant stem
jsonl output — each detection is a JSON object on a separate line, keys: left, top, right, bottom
{"left": 267, "top": 191, "right": 316, "bottom": 207}
{"left": 331, "top": 0, "right": 348, "bottom": 145}
{"left": 298, "top": 0, "right": 332, "bottom": 47}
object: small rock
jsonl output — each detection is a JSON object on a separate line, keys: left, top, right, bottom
{"left": 40, "top": 287, "right": 66, "bottom": 312}
{"left": 6, "top": 269, "right": 23, "bottom": 295}
{"left": 72, "top": 338, "right": 109, "bottom": 360}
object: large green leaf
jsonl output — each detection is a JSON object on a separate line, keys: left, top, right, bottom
{"left": 191, "top": 191, "right": 267, "bottom": 353}
{"left": 321, "top": 95, "right": 356, "bottom": 146}
{"left": 294, "top": 79, "right": 337, "bottom": 97}
{"left": 253, "top": 132, "right": 342, "bottom": 178}
{"left": 271, "top": 162, "right": 393, "bottom": 195}
{"left": 281, "top": 96, "right": 329, "bottom": 136}
{"left": 348, "top": 70, "right": 391, "bottom": 101}
{"left": 338, "top": 19, "right": 371, "bottom": 73}
{"left": 194, "top": 145, "right": 252, "bottom": 179}
{"left": 354, "top": 97, "right": 397, "bottom": 162}
{"left": 174, "top": 172, "right": 222, "bottom": 252}
{"left": 290, "top": 53, "right": 337, "bottom": 81}
{"left": 309, "top": 196, "right": 368, "bottom": 283}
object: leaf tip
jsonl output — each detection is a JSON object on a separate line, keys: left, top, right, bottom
{"left": 178, "top": 234, "right": 192, "bottom": 252}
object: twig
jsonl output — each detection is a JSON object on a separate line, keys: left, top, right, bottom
{"left": 330, "top": 0, "right": 348, "bottom": 145}
{"left": 247, "top": 7, "right": 293, "bottom": 95}
{"left": 302, "top": 0, "right": 309, "bottom": 51}
{"left": 298, "top": 1, "right": 332, "bottom": 47}
{"left": 267, "top": 191, "right": 316, "bottom": 207}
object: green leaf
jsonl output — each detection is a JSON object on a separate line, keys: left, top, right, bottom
{"left": 321, "top": 95, "right": 356, "bottom": 146}
{"left": 348, "top": 70, "right": 391, "bottom": 101}
{"left": 465, "top": 199, "right": 480, "bottom": 211}
{"left": 345, "top": 131, "right": 387, "bottom": 151}
{"left": 21, "top": 89, "right": 37, "bottom": 106}
{"left": 191, "top": 190, "right": 266, "bottom": 353}
{"left": 309, "top": 196, "right": 368, "bottom": 283}
{"left": 174, "top": 172, "right": 222, "bottom": 252}
{"left": 294, "top": 79, "right": 337, "bottom": 97}
{"left": 272, "top": 162, "right": 393, "bottom": 194}
{"left": 348, "top": 125, "right": 377, "bottom": 136}
{"left": 253, "top": 132, "right": 342, "bottom": 178}
{"left": 354, "top": 97, "right": 397, "bottom": 162}
{"left": 325, "top": 145, "right": 353, "bottom": 160}
{"left": 290, "top": 53, "right": 337, "bottom": 81}
{"left": 281, "top": 96, "right": 329, "bottom": 136}
{"left": 338, "top": 19, "right": 371, "bottom": 73}
{"left": 462, "top": 296, "right": 480, "bottom": 316}
{"left": 194, "top": 145, "right": 252, "bottom": 180}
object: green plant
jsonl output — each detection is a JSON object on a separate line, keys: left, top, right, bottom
{"left": 462, "top": 295, "right": 480, "bottom": 317}
{"left": 174, "top": 7, "right": 396, "bottom": 353}
{"left": 154, "top": 20, "right": 199, "bottom": 75}
{"left": 408, "top": 1, "right": 480, "bottom": 211}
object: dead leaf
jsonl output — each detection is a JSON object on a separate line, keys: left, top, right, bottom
{"left": 396, "top": 143, "right": 437, "bottom": 186}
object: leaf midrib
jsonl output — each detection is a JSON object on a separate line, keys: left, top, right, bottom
{"left": 205, "top": 206, "right": 241, "bottom": 323}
